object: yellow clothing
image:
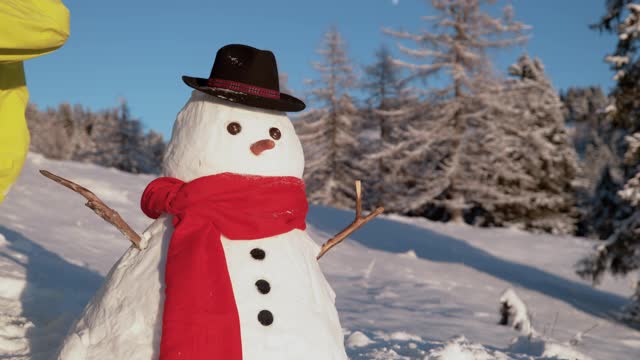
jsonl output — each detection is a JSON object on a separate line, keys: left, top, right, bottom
{"left": 0, "top": 0, "right": 70, "bottom": 203}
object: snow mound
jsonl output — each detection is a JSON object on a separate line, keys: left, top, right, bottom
{"left": 399, "top": 249, "right": 418, "bottom": 258}
{"left": 0, "top": 312, "right": 32, "bottom": 357}
{"left": 427, "top": 336, "right": 508, "bottom": 360}
{"left": 500, "top": 288, "right": 533, "bottom": 336}
{"left": 509, "top": 335, "right": 592, "bottom": 360}
{"left": 377, "top": 331, "right": 423, "bottom": 342}
{"left": 346, "top": 331, "right": 375, "bottom": 348}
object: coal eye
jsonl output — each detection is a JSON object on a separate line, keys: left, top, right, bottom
{"left": 227, "top": 122, "right": 241, "bottom": 135}
{"left": 269, "top": 127, "right": 281, "bottom": 140}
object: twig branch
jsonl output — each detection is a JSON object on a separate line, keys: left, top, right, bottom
{"left": 39, "top": 169, "right": 142, "bottom": 249}
{"left": 317, "top": 180, "right": 384, "bottom": 259}
{"left": 570, "top": 322, "right": 599, "bottom": 346}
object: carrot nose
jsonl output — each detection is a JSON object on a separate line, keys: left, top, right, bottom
{"left": 250, "top": 139, "right": 276, "bottom": 155}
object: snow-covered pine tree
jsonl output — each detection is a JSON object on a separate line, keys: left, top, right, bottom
{"left": 27, "top": 103, "right": 70, "bottom": 160}
{"left": 114, "top": 101, "right": 147, "bottom": 173}
{"left": 577, "top": 0, "right": 640, "bottom": 322}
{"left": 497, "top": 55, "right": 579, "bottom": 233}
{"left": 383, "top": 0, "right": 536, "bottom": 224}
{"left": 297, "top": 27, "right": 365, "bottom": 208}
{"left": 560, "top": 86, "right": 627, "bottom": 236}
{"left": 561, "top": 88, "right": 613, "bottom": 194}
{"left": 594, "top": 0, "right": 640, "bottom": 130}
{"left": 362, "top": 45, "right": 406, "bottom": 114}
{"left": 388, "top": 54, "right": 578, "bottom": 233}
{"left": 577, "top": 132, "right": 640, "bottom": 321}
{"left": 79, "top": 106, "right": 122, "bottom": 168}
{"left": 95, "top": 100, "right": 162, "bottom": 174}
{"left": 26, "top": 101, "right": 165, "bottom": 174}
{"left": 561, "top": 86, "right": 609, "bottom": 158}
{"left": 141, "top": 130, "right": 166, "bottom": 174}
{"left": 360, "top": 45, "right": 415, "bottom": 210}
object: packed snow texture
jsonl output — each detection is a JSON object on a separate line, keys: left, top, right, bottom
{"left": 163, "top": 91, "right": 305, "bottom": 181}
{"left": 1, "top": 154, "right": 640, "bottom": 359}
{"left": 499, "top": 288, "right": 534, "bottom": 336}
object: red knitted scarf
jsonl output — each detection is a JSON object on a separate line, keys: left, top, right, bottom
{"left": 141, "top": 172, "right": 308, "bottom": 360}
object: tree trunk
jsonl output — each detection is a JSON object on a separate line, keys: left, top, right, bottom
{"left": 447, "top": 193, "right": 465, "bottom": 224}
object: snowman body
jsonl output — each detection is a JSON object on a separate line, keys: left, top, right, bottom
{"left": 57, "top": 92, "right": 348, "bottom": 360}
{"left": 221, "top": 230, "right": 346, "bottom": 359}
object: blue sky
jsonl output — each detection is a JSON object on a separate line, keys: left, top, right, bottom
{"left": 26, "top": 0, "right": 617, "bottom": 139}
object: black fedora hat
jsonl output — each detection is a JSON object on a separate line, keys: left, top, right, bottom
{"left": 182, "top": 44, "right": 306, "bottom": 112}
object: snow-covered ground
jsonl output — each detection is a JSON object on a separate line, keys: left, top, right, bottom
{"left": 1, "top": 153, "right": 639, "bottom": 359}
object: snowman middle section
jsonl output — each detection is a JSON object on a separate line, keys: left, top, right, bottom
{"left": 221, "top": 229, "right": 348, "bottom": 360}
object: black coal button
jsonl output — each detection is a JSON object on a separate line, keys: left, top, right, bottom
{"left": 250, "top": 248, "right": 266, "bottom": 260}
{"left": 255, "top": 279, "right": 271, "bottom": 294}
{"left": 258, "top": 310, "right": 273, "bottom": 326}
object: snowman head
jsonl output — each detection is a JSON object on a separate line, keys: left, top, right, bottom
{"left": 162, "top": 91, "right": 305, "bottom": 181}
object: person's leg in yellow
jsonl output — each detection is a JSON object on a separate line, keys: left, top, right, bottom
{"left": 0, "top": 62, "right": 30, "bottom": 202}
{"left": 0, "top": 0, "right": 70, "bottom": 203}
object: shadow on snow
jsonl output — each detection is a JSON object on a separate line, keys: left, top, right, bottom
{"left": 307, "top": 205, "right": 634, "bottom": 328}
{"left": 0, "top": 225, "right": 103, "bottom": 359}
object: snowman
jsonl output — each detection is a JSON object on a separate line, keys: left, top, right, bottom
{"left": 56, "top": 44, "right": 353, "bottom": 360}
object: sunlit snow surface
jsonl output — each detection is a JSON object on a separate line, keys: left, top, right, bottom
{"left": 1, "top": 153, "right": 640, "bottom": 359}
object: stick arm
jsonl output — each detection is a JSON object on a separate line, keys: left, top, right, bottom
{"left": 316, "top": 180, "right": 384, "bottom": 260}
{"left": 40, "top": 169, "right": 142, "bottom": 250}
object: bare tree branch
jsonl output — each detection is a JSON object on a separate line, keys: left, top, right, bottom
{"left": 39, "top": 169, "right": 142, "bottom": 249}
{"left": 317, "top": 180, "right": 384, "bottom": 259}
